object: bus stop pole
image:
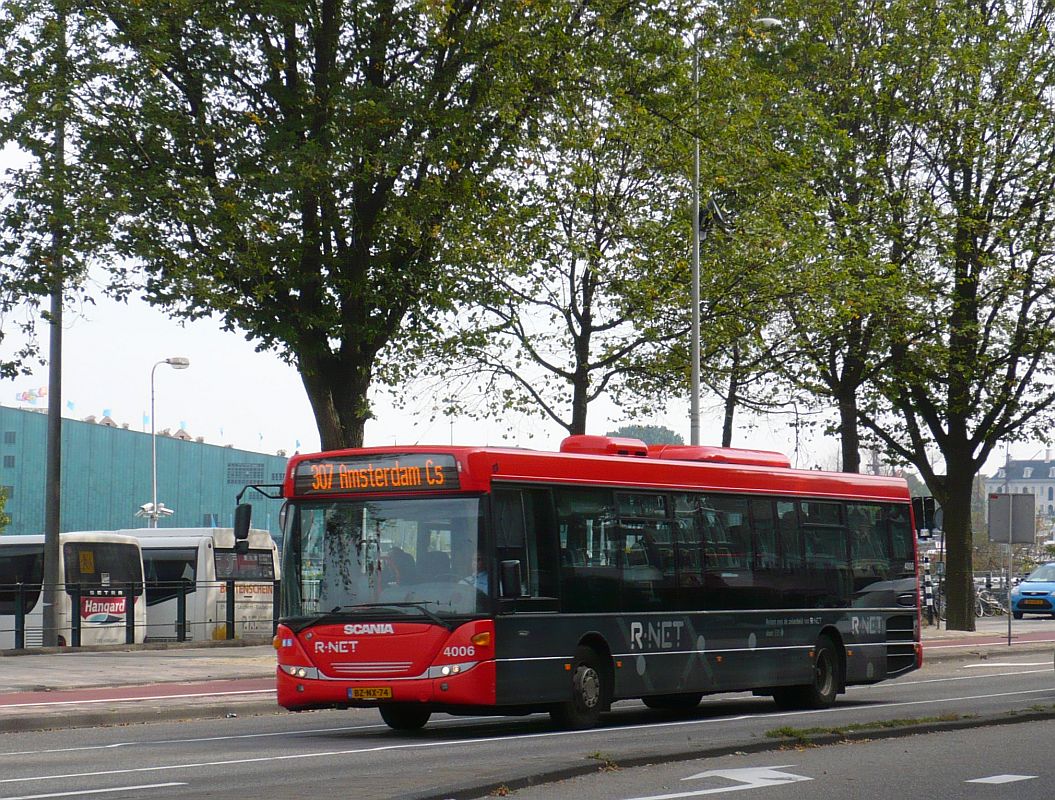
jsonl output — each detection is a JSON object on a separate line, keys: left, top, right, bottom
{"left": 176, "top": 583, "right": 187, "bottom": 643}
{"left": 70, "top": 584, "right": 81, "bottom": 648}
{"left": 125, "top": 584, "right": 135, "bottom": 645}
{"left": 273, "top": 579, "right": 280, "bottom": 636}
{"left": 226, "top": 579, "right": 236, "bottom": 640}
{"left": 1008, "top": 498, "right": 1013, "bottom": 647}
{"left": 14, "top": 583, "right": 25, "bottom": 650}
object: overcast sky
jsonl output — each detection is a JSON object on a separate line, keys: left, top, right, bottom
{"left": 0, "top": 277, "right": 1029, "bottom": 478}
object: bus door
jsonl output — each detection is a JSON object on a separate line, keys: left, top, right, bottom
{"left": 491, "top": 487, "right": 559, "bottom": 609}
{"left": 0, "top": 544, "right": 44, "bottom": 648}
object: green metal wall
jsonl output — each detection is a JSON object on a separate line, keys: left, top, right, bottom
{"left": 0, "top": 405, "right": 288, "bottom": 541}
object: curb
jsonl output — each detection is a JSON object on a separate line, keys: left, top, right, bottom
{"left": 923, "top": 640, "right": 1055, "bottom": 663}
{"left": 0, "top": 697, "right": 282, "bottom": 734}
{"left": 0, "top": 638, "right": 273, "bottom": 657}
{"left": 411, "top": 707, "right": 1055, "bottom": 800}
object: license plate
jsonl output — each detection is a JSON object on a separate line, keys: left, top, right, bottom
{"left": 351, "top": 687, "right": 392, "bottom": 700}
{"left": 1022, "top": 599, "right": 1045, "bottom": 606}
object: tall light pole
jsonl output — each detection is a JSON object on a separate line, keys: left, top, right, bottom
{"left": 690, "top": 17, "right": 783, "bottom": 446}
{"left": 150, "top": 357, "right": 190, "bottom": 527}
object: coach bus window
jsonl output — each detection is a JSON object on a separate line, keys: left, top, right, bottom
{"left": 556, "top": 488, "right": 620, "bottom": 612}
{"left": 0, "top": 545, "right": 43, "bottom": 614}
{"left": 142, "top": 548, "right": 197, "bottom": 606}
{"left": 63, "top": 542, "right": 142, "bottom": 590}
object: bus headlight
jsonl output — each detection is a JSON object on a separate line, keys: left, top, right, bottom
{"left": 428, "top": 661, "right": 477, "bottom": 678}
{"left": 283, "top": 665, "right": 319, "bottom": 679}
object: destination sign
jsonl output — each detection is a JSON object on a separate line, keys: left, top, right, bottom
{"left": 292, "top": 453, "right": 461, "bottom": 496}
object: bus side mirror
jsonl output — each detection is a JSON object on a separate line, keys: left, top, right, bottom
{"left": 234, "top": 503, "right": 252, "bottom": 541}
{"left": 499, "top": 560, "right": 523, "bottom": 599}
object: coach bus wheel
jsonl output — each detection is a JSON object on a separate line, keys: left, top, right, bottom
{"left": 550, "top": 646, "right": 605, "bottom": 729}
{"left": 642, "top": 693, "right": 703, "bottom": 711}
{"left": 772, "top": 636, "right": 840, "bottom": 711}
{"left": 379, "top": 704, "right": 431, "bottom": 731}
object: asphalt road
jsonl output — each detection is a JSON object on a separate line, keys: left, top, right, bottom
{"left": 0, "top": 651, "right": 1052, "bottom": 800}
{"left": 508, "top": 719, "right": 1055, "bottom": 800}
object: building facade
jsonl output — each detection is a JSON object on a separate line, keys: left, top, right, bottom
{"left": 984, "top": 451, "right": 1055, "bottom": 520}
{"left": 0, "top": 404, "right": 288, "bottom": 540}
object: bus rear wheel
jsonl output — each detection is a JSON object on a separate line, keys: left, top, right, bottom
{"left": 379, "top": 704, "right": 431, "bottom": 731}
{"left": 550, "top": 646, "right": 605, "bottom": 729}
{"left": 642, "top": 693, "right": 703, "bottom": 711}
{"left": 772, "top": 635, "right": 840, "bottom": 711}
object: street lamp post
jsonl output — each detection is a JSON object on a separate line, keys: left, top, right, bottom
{"left": 150, "top": 356, "right": 190, "bottom": 528}
{"left": 689, "top": 17, "right": 783, "bottom": 446}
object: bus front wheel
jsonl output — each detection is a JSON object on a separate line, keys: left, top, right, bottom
{"left": 772, "top": 636, "right": 840, "bottom": 711}
{"left": 550, "top": 646, "right": 605, "bottom": 729}
{"left": 379, "top": 704, "right": 431, "bottom": 731}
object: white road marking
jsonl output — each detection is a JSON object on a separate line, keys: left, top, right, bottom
{"left": 0, "top": 690, "right": 274, "bottom": 710}
{"left": 961, "top": 662, "right": 1050, "bottom": 668}
{"left": 0, "top": 782, "right": 186, "bottom": 799}
{"left": 966, "top": 774, "right": 1037, "bottom": 784}
{"left": 624, "top": 765, "right": 811, "bottom": 799}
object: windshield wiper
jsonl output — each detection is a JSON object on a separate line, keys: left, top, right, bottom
{"left": 329, "top": 602, "right": 455, "bottom": 630}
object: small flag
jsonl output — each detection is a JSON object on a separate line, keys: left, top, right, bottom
{"left": 295, "top": 439, "right": 301, "bottom": 449}
{"left": 66, "top": 401, "right": 75, "bottom": 411}
{"left": 142, "top": 413, "right": 150, "bottom": 426}
{"left": 179, "top": 420, "right": 187, "bottom": 430}
{"left": 103, "top": 408, "right": 112, "bottom": 418}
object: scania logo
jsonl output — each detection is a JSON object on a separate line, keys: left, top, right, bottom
{"left": 343, "top": 623, "right": 395, "bottom": 635}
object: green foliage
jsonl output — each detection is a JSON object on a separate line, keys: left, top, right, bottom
{"left": 0, "top": 488, "right": 9, "bottom": 532}
{"left": 0, "top": 0, "right": 114, "bottom": 377}
{"left": 76, "top": 0, "right": 626, "bottom": 448}
{"left": 606, "top": 425, "right": 684, "bottom": 445}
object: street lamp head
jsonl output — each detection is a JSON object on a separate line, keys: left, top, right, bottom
{"left": 165, "top": 357, "right": 190, "bottom": 369}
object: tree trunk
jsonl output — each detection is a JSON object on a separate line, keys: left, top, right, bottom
{"left": 837, "top": 389, "right": 861, "bottom": 473}
{"left": 721, "top": 342, "right": 740, "bottom": 448}
{"left": 299, "top": 352, "right": 374, "bottom": 450}
{"left": 938, "top": 459, "right": 976, "bottom": 632}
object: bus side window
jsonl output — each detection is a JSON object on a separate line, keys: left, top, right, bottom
{"left": 555, "top": 488, "right": 618, "bottom": 612}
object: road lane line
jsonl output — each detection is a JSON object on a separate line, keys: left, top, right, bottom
{"left": 1, "top": 687, "right": 1053, "bottom": 787}
{"left": 0, "top": 782, "right": 186, "bottom": 799}
{"left": 0, "top": 690, "right": 274, "bottom": 709}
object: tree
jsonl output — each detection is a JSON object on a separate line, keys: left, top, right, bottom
{"left": 607, "top": 424, "right": 683, "bottom": 445}
{"left": 86, "top": 0, "right": 621, "bottom": 450}
{"left": 413, "top": 16, "right": 690, "bottom": 438}
{"left": 771, "top": 0, "right": 1055, "bottom": 629}
{"left": 0, "top": 488, "right": 10, "bottom": 533}
{"left": 0, "top": 0, "right": 116, "bottom": 645}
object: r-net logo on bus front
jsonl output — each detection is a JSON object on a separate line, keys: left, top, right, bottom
{"left": 293, "top": 453, "right": 461, "bottom": 496}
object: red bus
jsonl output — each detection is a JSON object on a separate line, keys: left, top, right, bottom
{"left": 237, "top": 435, "right": 920, "bottom": 731}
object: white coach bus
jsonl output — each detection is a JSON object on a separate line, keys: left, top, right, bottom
{"left": 127, "top": 527, "right": 279, "bottom": 641}
{"left": 0, "top": 532, "right": 147, "bottom": 649}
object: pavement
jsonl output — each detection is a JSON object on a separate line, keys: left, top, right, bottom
{"left": 0, "top": 618, "right": 1053, "bottom": 734}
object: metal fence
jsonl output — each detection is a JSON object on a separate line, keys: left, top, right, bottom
{"left": 1, "top": 579, "right": 281, "bottom": 650}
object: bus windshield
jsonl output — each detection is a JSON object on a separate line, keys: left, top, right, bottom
{"left": 281, "top": 497, "right": 486, "bottom": 619}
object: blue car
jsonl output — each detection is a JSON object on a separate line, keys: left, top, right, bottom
{"left": 1011, "top": 562, "right": 1055, "bottom": 619}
